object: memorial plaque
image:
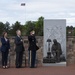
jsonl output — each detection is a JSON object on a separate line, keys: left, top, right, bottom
{"left": 43, "top": 19, "right": 66, "bottom": 66}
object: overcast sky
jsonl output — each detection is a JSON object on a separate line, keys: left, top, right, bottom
{"left": 0, "top": 0, "right": 75, "bottom": 26}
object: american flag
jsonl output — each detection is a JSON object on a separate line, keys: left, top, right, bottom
{"left": 21, "top": 3, "right": 26, "bottom": 6}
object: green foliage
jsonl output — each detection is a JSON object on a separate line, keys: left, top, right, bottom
{"left": 24, "top": 21, "right": 35, "bottom": 36}
{"left": 0, "top": 16, "right": 44, "bottom": 36}
{"left": 24, "top": 16, "right": 44, "bottom": 36}
{"left": 66, "top": 26, "right": 74, "bottom": 36}
{"left": 0, "top": 17, "right": 75, "bottom": 36}
{"left": 0, "top": 22, "right": 5, "bottom": 36}
{"left": 10, "top": 21, "right": 24, "bottom": 36}
{"left": 35, "top": 16, "right": 44, "bottom": 36}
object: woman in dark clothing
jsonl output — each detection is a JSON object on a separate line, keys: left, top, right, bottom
{"left": 1, "top": 32, "right": 10, "bottom": 69}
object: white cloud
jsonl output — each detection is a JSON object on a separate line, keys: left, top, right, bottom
{"left": 0, "top": 0, "right": 75, "bottom": 26}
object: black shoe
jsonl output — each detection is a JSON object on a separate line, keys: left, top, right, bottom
{"left": 30, "top": 67, "right": 34, "bottom": 68}
{"left": 16, "top": 66, "right": 20, "bottom": 68}
{"left": 18, "top": 65, "right": 22, "bottom": 68}
{"left": 30, "top": 66, "right": 36, "bottom": 68}
{"left": 2, "top": 66, "right": 5, "bottom": 69}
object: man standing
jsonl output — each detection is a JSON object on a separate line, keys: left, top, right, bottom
{"left": 28, "top": 30, "right": 37, "bottom": 68}
{"left": 15, "top": 30, "right": 24, "bottom": 68}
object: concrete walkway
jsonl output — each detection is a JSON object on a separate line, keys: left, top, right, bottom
{"left": 0, "top": 64, "right": 75, "bottom": 75}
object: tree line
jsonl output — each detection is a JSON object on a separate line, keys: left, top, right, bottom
{"left": 0, "top": 16, "right": 74, "bottom": 36}
{"left": 0, "top": 16, "right": 44, "bottom": 36}
{"left": 66, "top": 26, "right": 75, "bottom": 36}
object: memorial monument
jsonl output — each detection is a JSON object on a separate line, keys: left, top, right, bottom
{"left": 43, "top": 19, "right": 66, "bottom": 66}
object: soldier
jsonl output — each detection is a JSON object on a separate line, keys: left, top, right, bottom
{"left": 51, "top": 39, "right": 62, "bottom": 62}
{"left": 28, "top": 30, "right": 37, "bottom": 68}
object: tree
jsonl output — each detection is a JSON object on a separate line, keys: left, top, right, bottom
{"left": 10, "top": 21, "right": 23, "bottom": 36}
{"left": 23, "top": 16, "right": 44, "bottom": 36}
{"left": 35, "top": 16, "right": 44, "bottom": 36}
{"left": 0, "top": 22, "right": 5, "bottom": 36}
{"left": 0, "top": 16, "right": 44, "bottom": 36}
{"left": 66, "top": 26, "right": 74, "bottom": 36}
{"left": 24, "top": 21, "right": 35, "bottom": 35}
{"left": 4, "top": 21, "right": 10, "bottom": 33}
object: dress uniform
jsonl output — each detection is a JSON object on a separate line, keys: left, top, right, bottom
{"left": 28, "top": 35, "right": 37, "bottom": 68}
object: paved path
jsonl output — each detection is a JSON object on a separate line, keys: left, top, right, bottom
{"left": 0, "top": 65, "right": 75, "bottom": 75}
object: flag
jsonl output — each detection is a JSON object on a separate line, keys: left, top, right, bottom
{"left": 21, "top": 3, "right": 26, "bottom": 6}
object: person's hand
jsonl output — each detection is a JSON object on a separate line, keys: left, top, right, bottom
{"left": 32, "top": 31, "right": 35, "bottom": 34}
{"left": 21, "top": 39, "right": 23, "bottom": 42}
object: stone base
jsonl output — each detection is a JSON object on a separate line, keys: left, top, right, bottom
{"left": 43, "top": 57, "right": 56, "bottom": 63}
{"left": 43, "top": 62, "right": 66, "bottom": 66}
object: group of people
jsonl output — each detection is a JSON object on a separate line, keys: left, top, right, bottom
{"left": 0, "top": 30, "right": 38, "bottom": 69}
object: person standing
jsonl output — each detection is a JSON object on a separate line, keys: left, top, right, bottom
{"left": 1, "top": 32, "right": 10, "bottom": 69}
{"left": 15, "top": 30, "right": 24, "bottom": 68}
{"left": 28, "top": 30, "right": 37, "bottom": 68}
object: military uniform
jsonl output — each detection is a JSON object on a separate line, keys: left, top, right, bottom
{"left": 28, "top": 35, "right": 37, "bottom": 68}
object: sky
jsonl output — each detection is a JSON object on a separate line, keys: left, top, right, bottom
{"left": 0, "top": 0, "right": 75, "bottom": 26}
